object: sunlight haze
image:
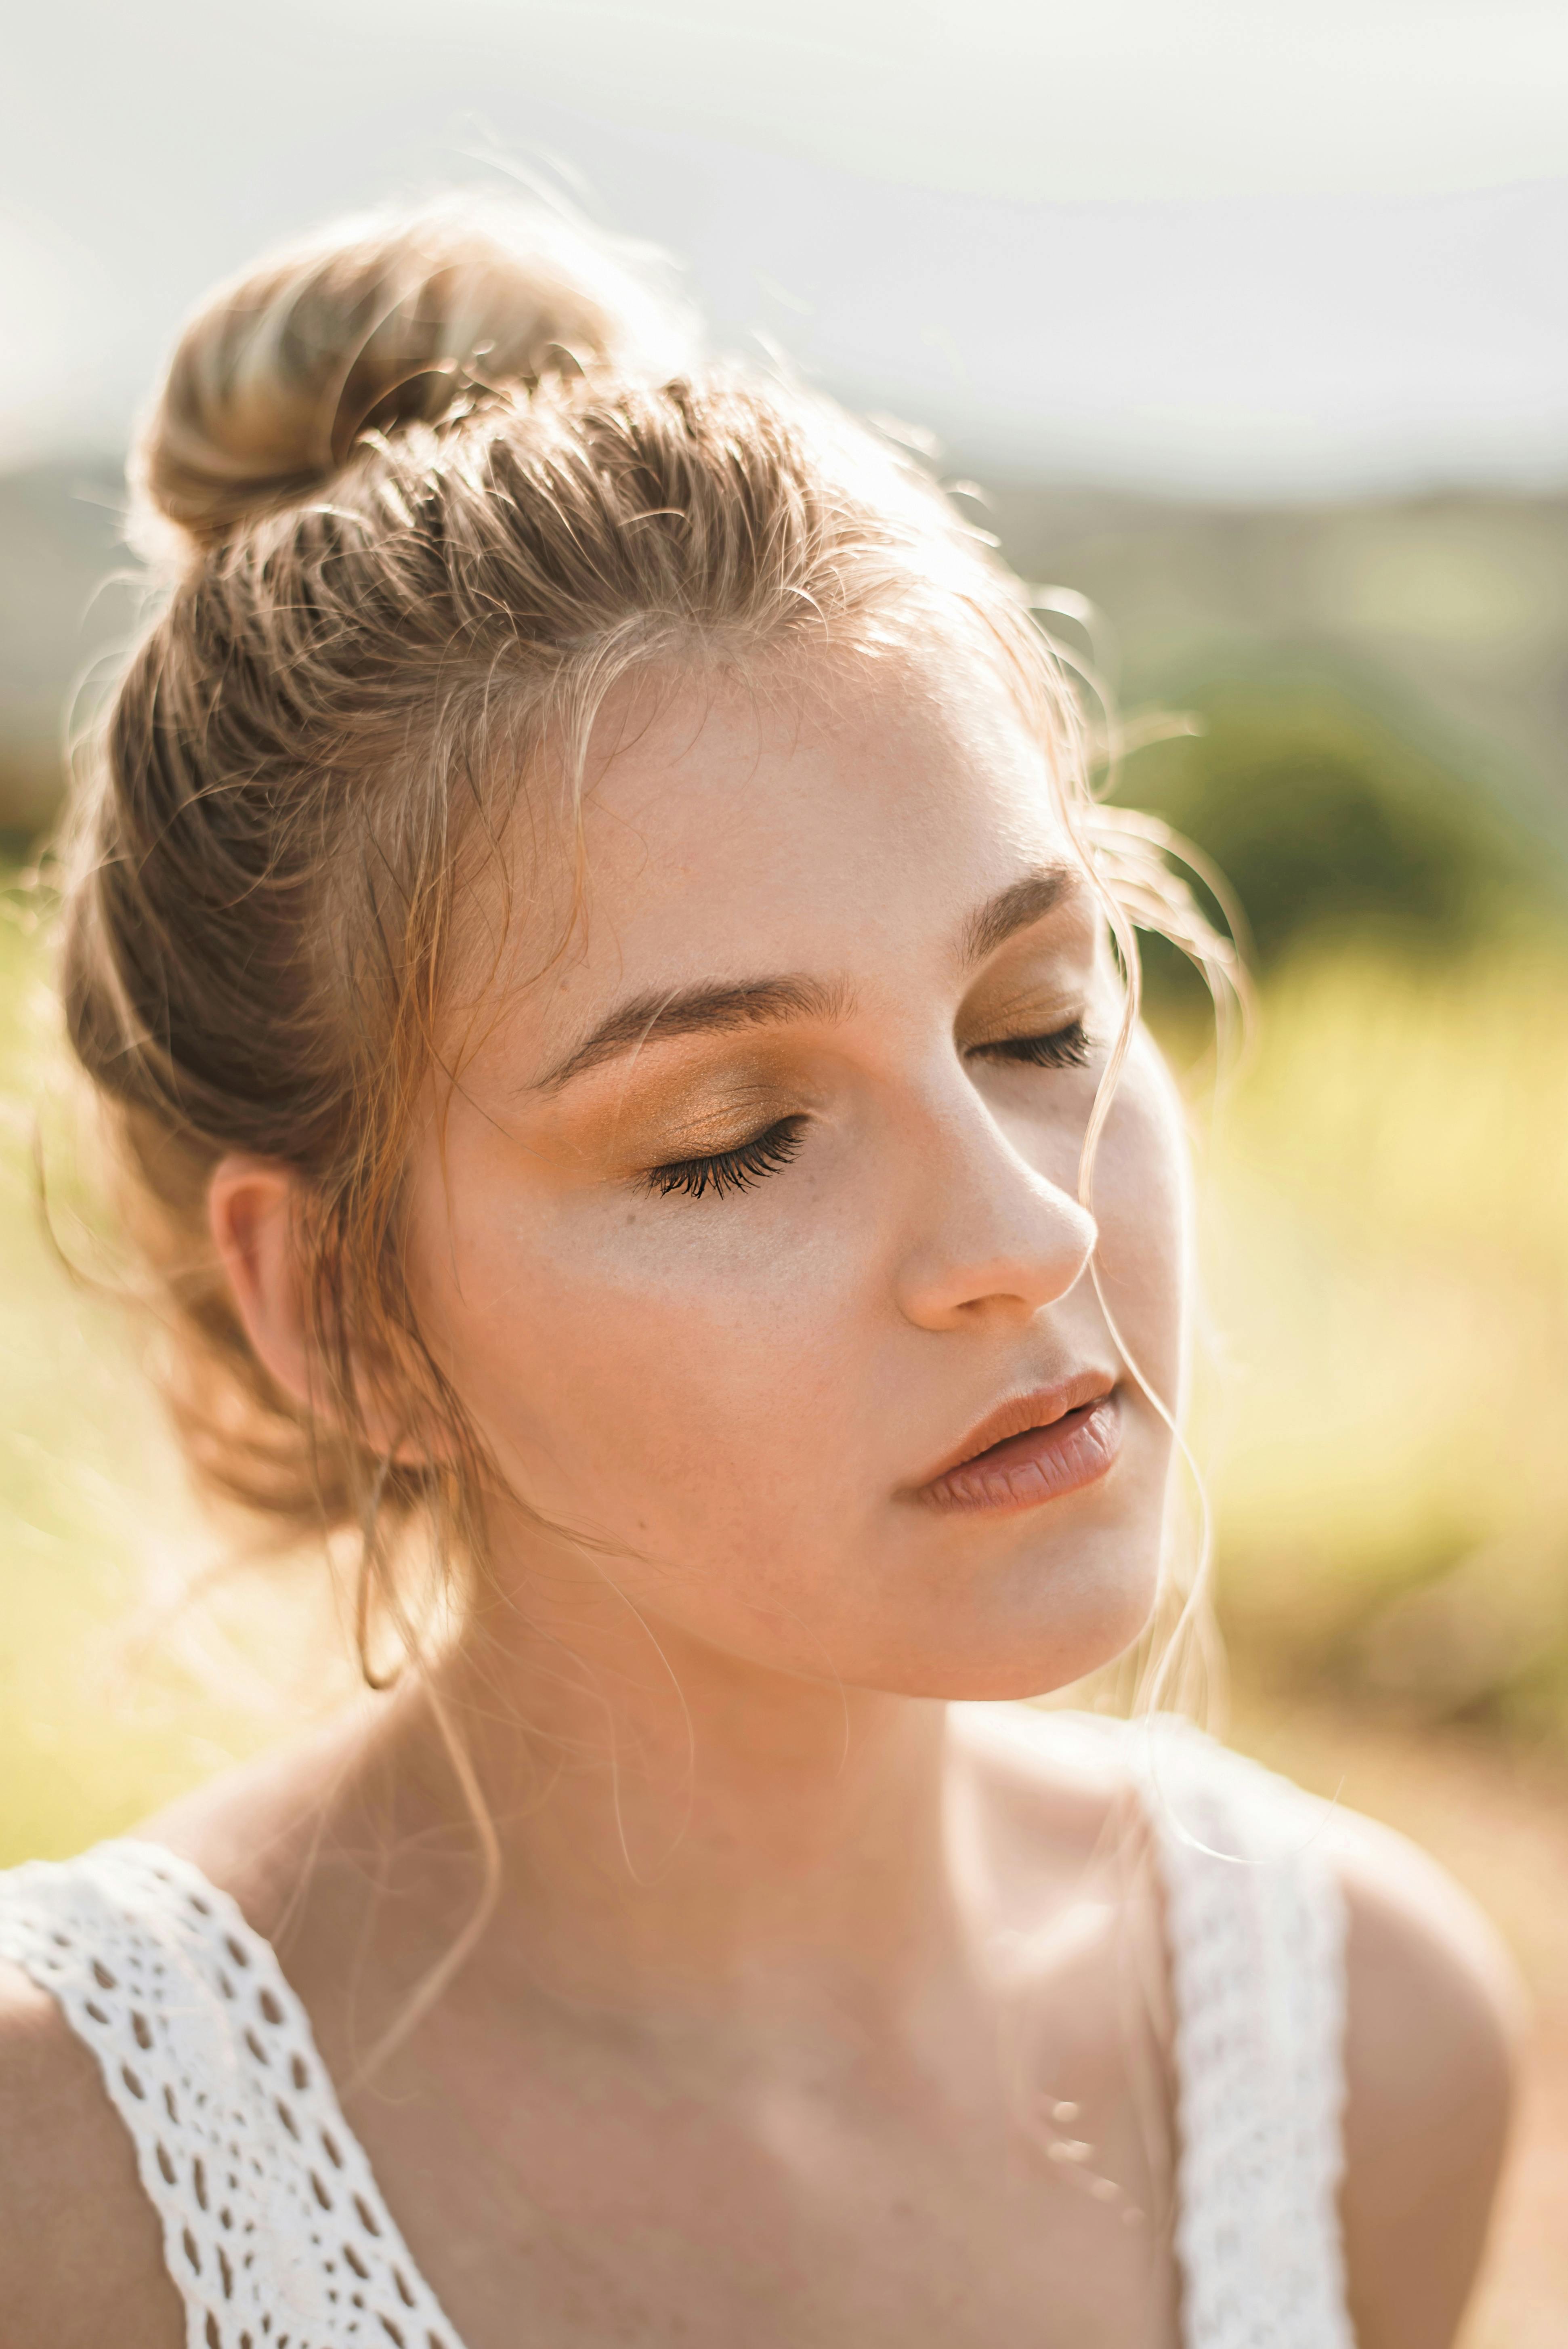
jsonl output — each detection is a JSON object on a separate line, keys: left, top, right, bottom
{"left": 4, "top": 0, "right": 1567, "bottom": 491}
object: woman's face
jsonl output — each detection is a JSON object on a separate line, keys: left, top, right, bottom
{"left": 405, "top": 648, "right": 1188, "bottom": 1700}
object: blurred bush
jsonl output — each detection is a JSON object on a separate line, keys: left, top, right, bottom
{"left": 1121, "top": 663, "right": 1544, "bottom": 974}
{"left": 1104, "top": 653, "right": 1568, "bottom": 1743}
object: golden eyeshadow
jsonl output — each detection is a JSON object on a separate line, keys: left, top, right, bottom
{"left": 959, "top": 982, "right": 1085, "bottom": 1046}
{"left": 550, "top": 1062, "right": 803, "bottom": 1167}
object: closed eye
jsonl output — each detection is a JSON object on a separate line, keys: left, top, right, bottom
{"left": 643, "top": 1115, "right": 808, "bottom": 1201}
{"left": 969, "top": 1019, "right": 1093, "bottom": 1071}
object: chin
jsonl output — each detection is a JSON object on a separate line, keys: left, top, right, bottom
{"left": 941, "top": 1503, "right": 1167, "bottom": 1694}
{"left": 857, "top": 1561, "right": 1163, "bottom": 1705}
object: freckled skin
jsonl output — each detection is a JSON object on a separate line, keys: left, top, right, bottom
{"left": 0, "top": 647, "right": 1517, "bottom": 2349}
{"left": 405, "top": 653, "right": 1187, "bottom": 1703}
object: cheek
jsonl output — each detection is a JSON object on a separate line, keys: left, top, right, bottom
{"left": 407, "top": 1150, "right": 873, "bottom": 1538}
{"left": 1082, "top": 1047, "right": 1189, "bottom": 1406}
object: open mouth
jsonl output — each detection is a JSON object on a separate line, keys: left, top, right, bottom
{"left": 915, "top": 1383, "right": 1122, "bottom": 1516}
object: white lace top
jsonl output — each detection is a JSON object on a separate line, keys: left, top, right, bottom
{"left": 0, "top": 1712, "right": 1352, "bottom": 2349}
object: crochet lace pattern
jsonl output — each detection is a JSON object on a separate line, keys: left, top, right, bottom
{"left": 0, "top": 1839, "right": 458, "bottom": 2348}
{"left": 0, "top": 1716, "right": 1351, "bottom": 2349}
{"left": 1135, "top": 1718, "right": 1353, "bottom": 2349}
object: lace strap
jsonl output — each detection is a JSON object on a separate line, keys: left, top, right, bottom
{"left": 0, "top": 1839, "right": 462, "bottom": 2349}
{"left": 1135, "top": 1721, "right": 1353, "bottom": 2349}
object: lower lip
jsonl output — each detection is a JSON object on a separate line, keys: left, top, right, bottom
{"left": 917, "top": 1394, "right": 1122, "bottom": 1517}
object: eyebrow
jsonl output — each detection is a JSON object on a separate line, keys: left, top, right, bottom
{"left": 534, "top": 861, "right": 1082, "bottom": 1093}
{"left": 534, "top": 974, "right": 852, "bottom": 1091}
{"left": 960, "top": 862, "right": 1080, "bottom": 966}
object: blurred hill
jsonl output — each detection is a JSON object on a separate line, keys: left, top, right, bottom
{"left": 5, "top": 455, "right": 1566, "bottom": 956}
{"left": 990, "top": 475, "right": 1568, "bottom": 963}
{"left": 0, "top": 460, "right": 129, "bottom": 836}
{"left": 994, "top": 476, "right": 1568, "bottom": 808}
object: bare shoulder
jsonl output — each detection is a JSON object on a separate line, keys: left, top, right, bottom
{"left": 0, "top": 1956, "right": 182, "bottom": 2349}
{"left": 950, "top": 1706, "right": 1524, "bottom": 2347}
{"left": 1327, "top": 1805, "right": 1525, "bottom": 2349}
{"left": 138, "top": 1706, "right": 379, "bottom": 1943}
{"left": 0, "top": 1722, "right": 372, "bottom": 2349}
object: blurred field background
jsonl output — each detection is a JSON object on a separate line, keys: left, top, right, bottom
{"left": 6, "top": 2, "right": 1568, "bottom": 2338}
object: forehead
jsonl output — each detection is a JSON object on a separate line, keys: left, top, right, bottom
{"left": 554, "top": 649, "right": 1079, "bottom": 981}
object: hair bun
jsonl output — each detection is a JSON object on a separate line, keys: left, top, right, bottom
{"left": 134, "top": 197, "right": 692, "bottom": 550}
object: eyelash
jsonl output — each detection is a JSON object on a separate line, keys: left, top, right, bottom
{"left": 644, "top": 1117, "right": 808, "bottom": 1200}
{"left": 972, "top": 1018, "right": 1094, "bottom": 1071}
{"left": 642, "top": 1022, "right": 1092, "bottom": 1203}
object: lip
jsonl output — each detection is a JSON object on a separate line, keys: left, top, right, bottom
{"left": 910, "top": 1373, "right": 1122, "bottom": 1517}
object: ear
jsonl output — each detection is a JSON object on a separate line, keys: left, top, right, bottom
{"left": 208, "top": 1155, "right": 443, "bottom": 1465}
{"left": 208, "top": 1154, "right": 320, "bottom": 1418}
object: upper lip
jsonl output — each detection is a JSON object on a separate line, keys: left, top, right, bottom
{"left": 912, "top": 1370, "right": 1118, "bottom": 1492}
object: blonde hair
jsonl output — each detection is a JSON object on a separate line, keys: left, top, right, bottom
{"left": 59, "top": 195, "right": 1234, "bottom": 1684}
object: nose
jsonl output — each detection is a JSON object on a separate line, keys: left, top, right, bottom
{"left": 892, "top": 1091, "right": 1099, "bottom": 1332}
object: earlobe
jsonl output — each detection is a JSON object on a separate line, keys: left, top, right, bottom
{"left": 208, "top": 1155, "right": 319, "bottom": 1416}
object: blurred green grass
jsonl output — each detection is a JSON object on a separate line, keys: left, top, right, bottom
{"left": 2, "top": 857, "right": 1566, "bottom": 1867}
{"left": 1191, "top": 939, "right": 1568, "bottom": 1736}
{"left": 0, "top": 875, "right": 344, "bottom": 1862}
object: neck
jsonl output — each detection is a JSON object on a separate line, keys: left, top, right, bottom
{"left": 357, "top": 1537, "right": 973, "bottom": 2038}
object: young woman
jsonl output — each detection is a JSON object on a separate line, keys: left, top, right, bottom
{"left": 0, "top": 203, "right": 1522, "bottom": 2349}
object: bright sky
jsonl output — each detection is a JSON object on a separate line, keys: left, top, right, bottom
{"left": 4, "top": 0, "right": 1567, "bottom": 493}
